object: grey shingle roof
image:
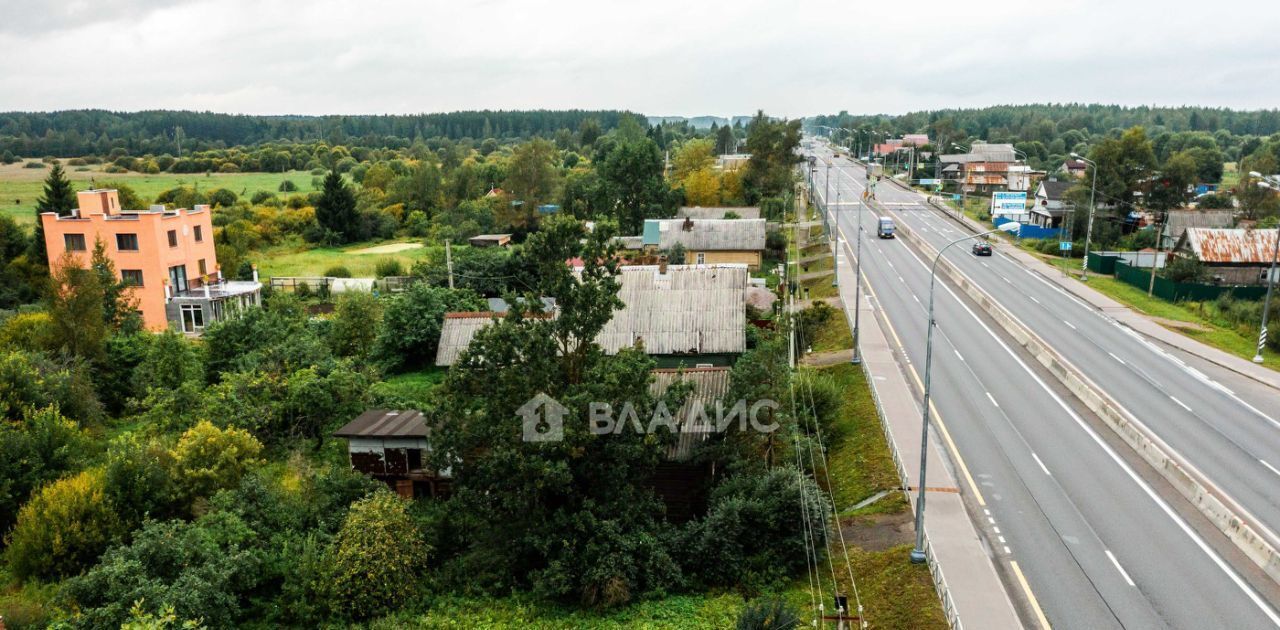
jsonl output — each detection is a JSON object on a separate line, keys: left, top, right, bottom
{"left": 650, "top": 367, "right": 732, "bottom": 460}
{"left": 654, "top": 218, "right": 766, "bottom": 251}
{"left": 434, "top": 264, "right": 748, "bottom": 365}
{"left": 676, "top": 206, "right": 762, "bottom": 220}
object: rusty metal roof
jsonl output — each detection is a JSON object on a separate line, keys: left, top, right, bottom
{"left": 1180, "top": 228, "right": 1279, "bottom": 264}
{"left": 334, "top": 409, "right": 429, "bottom": 438}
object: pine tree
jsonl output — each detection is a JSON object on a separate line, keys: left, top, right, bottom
{"left": 314, "top": 171, "right": 357, "bottom": 244}
{"left": 32, "top": 163, "right": 77, "bottom": 267}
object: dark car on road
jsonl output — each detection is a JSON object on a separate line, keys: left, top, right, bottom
{"left": 972, "top": 241, "right": 992, "bottom": 256}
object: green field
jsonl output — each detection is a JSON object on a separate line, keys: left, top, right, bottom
{"left": 0, "top": 161, "right": 322, "bottom": 230}
{"left": 252, "top": 238, "right": 444, "bottom": 278}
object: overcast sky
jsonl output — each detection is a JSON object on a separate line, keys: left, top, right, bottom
{"left": 2, "top": 0, "right": 1278, "bottom": 119}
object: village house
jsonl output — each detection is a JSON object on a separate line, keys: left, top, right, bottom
{"left": 1159, "top": 209, "right": 1234, "bottom": 249}
{"left": 1030, "top": 180, "right": 1075, "bottom": 228}
{"left": 642, "top": 218, "right": 767, "bottom": 269}
{"left": 435, "top": 264, "right": 749, "bottom": 368}
{"left": 40, "top": 189, "right": 260, "bottom": 333}
{"left": 1174, "top": 227, "right": 1279, "bottom": 285}
{"left": 333, "top": 409, "right": 451, "bottom": 500}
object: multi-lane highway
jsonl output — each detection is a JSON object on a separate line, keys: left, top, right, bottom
{"left": 807, "top": 142, "right": 1280, "bottom": 629}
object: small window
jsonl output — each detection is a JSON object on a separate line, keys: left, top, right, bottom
{"left": 64, "top": 233, "right": 86, "bottom": 251}
{"left": 121, "top": 269, "right": 144, "bottom": 287}
{"left": 193, "top": 225, "right": 203, "bottom": 242}
{"left": 197, "top": 259, "right": 207, "bottom": 276}
{"left": 116, "top": 233, "right": 139, "bottom": 251}
{"left": 696, "top": 252, "right": 706, "bottom": 264}
{"left": 167, "top": 230, "right": 178, "bottom": 247}
{"left": 180, "top": 304, "right": 205, "bottom": 333}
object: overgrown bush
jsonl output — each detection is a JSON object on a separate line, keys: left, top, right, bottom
{"left": 324, "top": 491, "right": 425, "bottom": 620}
{"left": 374, "top": 258, "right": 404, "bottom": 278}
{"left": 324, "top": 265, "right": 351, "bottom": 278}
{"left": 5, "top": 467, "right": 123, "bottom": 581}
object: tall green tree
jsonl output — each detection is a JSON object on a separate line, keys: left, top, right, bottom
{"left": 743, "top": 112, "right": 801, "bottom": 204}
{"left": 32, "top": 163, "right": 77, "bottom": 267}
{"left": 48, "top": 252, "right": 109, "bottom": 362}
{"left": 314, "top": 171, "right": 358, "bottom": 244}
{"left": 599, "top": 131, "right": 668, "bottom": 233}
{"left": 504, "top": 138, "right": 561, "bottom": 227}
{"left": 432, "top": 217, "right": 680, "bottom": 605}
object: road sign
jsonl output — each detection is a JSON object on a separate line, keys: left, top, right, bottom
{"left": 918, "top": 178, "right": 940, "bottom": 186}
{"left": 1059, "top": 241, "right": 1073, "bottom": 251}
{"left": 952, "top": 194, "right": 962, "bottom": 201}
{"left": 992, "top": 191, "right": 1028, "bottom": 216}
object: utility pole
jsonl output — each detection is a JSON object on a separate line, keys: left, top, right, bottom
{"left": 445, "top": 240, "right": 455, "bottom": 289}
{"left": 1075, "top": 153, "right": 1099, "bottom": 281}
{"left": 1148, "top": 212, "right": 1165, "bottom": 297}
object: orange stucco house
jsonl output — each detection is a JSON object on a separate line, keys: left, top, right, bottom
{"left": 41, "top": 189, "right": 261, "bottom": 333}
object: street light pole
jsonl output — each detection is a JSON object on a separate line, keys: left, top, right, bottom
{"left": 1074, "top": 153, "right": 1099, "bottom": 281}
{"left": 911, "top": 226, "right": 1014, "bottom": 564}
{"left": 851, "top": 197, "right": 865, "bottom": 365}
{"left": 1251, "top": 174, "right": 1280, "bottom": 363}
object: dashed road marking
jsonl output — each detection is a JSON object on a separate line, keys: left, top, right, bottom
{"left": 986, "top": 392, "right": 999, "bottom": 407}
{"left": 1031, "top": 452, "right": 1051, "bottom": 476}
{"left": 1170, "top": 396, "right": 1192, "bottom": 412}
{"left": 1108, "top": 352, "right": 1126, "bottom": 366}
{"left": 1261, "top": 460, "right": 1280, "bottom": 479}
{"left": 1106, "top": 550, "right": 1136, "bottom": 587}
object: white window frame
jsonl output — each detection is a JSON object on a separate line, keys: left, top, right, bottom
{"left": 180, "top": 303, "right": 205, "bottom": 333}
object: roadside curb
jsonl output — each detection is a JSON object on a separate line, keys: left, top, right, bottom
{"left": 888, "top": 208, "right": 1280, "bottom": 589}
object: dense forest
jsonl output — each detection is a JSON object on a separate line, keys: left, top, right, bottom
{"left": 0, "top": 109, "right": 638, "bottom": 158}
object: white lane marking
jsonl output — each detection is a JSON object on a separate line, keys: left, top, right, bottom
{"left": 1261, "top": 460, "right": 1280, "bottom": 479}
{"left": 898, "top": 275, "right": 905, "bottom": 282}
{"left": 954, "top": 349, "right": 965, "bottom": 361}
{"left": 1001, "top": 276, "right": 1012, "bottom": 284}
{"left": 998, "top": 536, "right": 1007, "bottom": 543}
{"left": 1064, "top": 320, "right": 1077, "bottom": 330}
{"left": 980, "top": 261, "right": 990, "bottom": 268}
{"left": 993, "top": 526, "right": 1001, "bottom": 534}
{"left": 1029, "top": 296, "right": 1041, "bottom": 305}
{"left": 1106, "top": 550, "right": 1137, "bottom": 587}
{"left": 1170, "top": 396, "right": 1192, "bottom": 412}
{"left": 1004, "top": 545, "right": 1012, "bottom": 554}
{"left": 986, "top": 392, "right": 1000, "bottom": 408}
{"left": 1031, "top": 452, "right": 1052, "bottom": 476}
{"left": 1108, "top": 352, "right": 1126, "bottom": 366}
{"left": 881, "top": 233, "right": 1280, "bottom": 624}
{"left": 912, "top": 294, "right": 920, "bottom": 304}
{"left": 984, "top": 509, "right": 990, "bottom": 515}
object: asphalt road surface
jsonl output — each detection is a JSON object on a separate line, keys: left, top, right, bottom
{"left": 807, "top": 142, "right": 1280, "bottom": 629}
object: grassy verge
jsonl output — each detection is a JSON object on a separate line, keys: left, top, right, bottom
{"left": 800, "top": 275, "right": 838, "bottom": 300}
{"left": 1079, "top": 275, "right": 1280, "bottom": 368}
{"left": 809, "top": 363, "right": 905, "bottom": 516}
{"left": 0, "top": 162, "right": 323, "bottom": 229}
{"left": 372, "top": 588, "right": 811, "bottom": 629}
{"left": 254, "top": 237, "right": 436, "bottom": 278}
{"left": 809, "top": 309, "right": 852, "bottom": 353}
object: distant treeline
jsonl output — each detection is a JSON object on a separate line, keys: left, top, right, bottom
{"left": 809, "top": 104, "right": 1280, "bottom": 142}
{"left": 0, "top": 109, "right": 638, "bottom": 158}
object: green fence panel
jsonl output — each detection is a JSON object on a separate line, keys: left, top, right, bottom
{"left": 1087, "top": 252, "right": 1119, "bottom": 275}
{"left": 1114, "top": 260, "right": 1269, "bottom": 302}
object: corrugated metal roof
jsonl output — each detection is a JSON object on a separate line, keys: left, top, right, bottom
{"left": 650, "top": 367, "right": 732, "bottom": 460}
{"left": 1181, "top": 228, "right": 1279, "bottom": 264}
{"left": 434, "top": 264, "right": 748, "bottom": 366}
{"left": 647, "top": 218, "right": 767, "bottom": 251}
{"left": 334, "top": 409, "right": 429, "bottom": 438}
